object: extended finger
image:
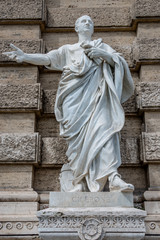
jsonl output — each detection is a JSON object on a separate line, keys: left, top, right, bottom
{"left": 10, "top": 43, "right": 21, "bottom": 51}
{"left": 2, "top": 52, "right": 14, "bottom": 56}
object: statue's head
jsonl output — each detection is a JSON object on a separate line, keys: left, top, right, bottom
{"left": 75, "top": 15, "right": 94, "bottom": 36}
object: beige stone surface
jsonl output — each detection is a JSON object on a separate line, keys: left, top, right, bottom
{"left": 0, "top": 165, "right": 33, "bottom": 189}
{"left": 0, "top": 191, "right": 39, "bottom": 202}
{"left": 0, "top": 113, "right": 35, "bottom": 133}
{"left": 137, "top": 23, "right": 160, "bottom": 39}
{"left": 122, "top": 94, "right": 137, "bottom": 113}
{"left": 0, "top": 0, "right": 45, "bottom": 20}
{"left": 137, "top": 38, "right": 160, "bottom": 60}
{"left": 121, "top": 116, "right": 142, "bottom": 138}
{"left": 0, "top": 84, "right": 41, "bottom": 111}
{"left": 145, "top": 112, "right": 160, "bottom": 133}
{"left": 47, "top": 7, "right": 132, "bottom": 28}
{"left": 145, "top": 215, "right": 160, "bottom": 235}
{"left": 37, "top": 117, "right": 59, "bottom": 137}
{"left": 42, "top": 137, "right": 67, "bottom": 165}
{"left": 121, "top": 137, "right": 140, "bottom": 165}
{"left": 34, "top": 167, "right": 61, "bottom": 191}
{"left": 0, "top": 66, "right": 38, "bottom": 85}
{"left": 135, "top": 0, "right": 160, "bottom": 17}
{"left": 142, "top": 133, "right": 160, "bottom": 162}
{"left": 118, "top": 167, "right": 147, "bottom": 190}
{"left": 140, "top": 65, "right": 160, "bottom": 83}
{"left": 40, "top": 73, "right": 59, "bottom": 90}
{"left": 0, "top": 40, "right": 44, "bottom": 62}
{"left": 0, "top": 216, "right": 38, "bottom": 235}
{"left": 138, "top": 82, "right": 160, "bottom": 109}
{"left": 0, "top": 202, "right": 38, "bottom": 215}
{"left": 43, "top": 90, "right": 56, "bottom": 114}
{"left": 0, "top": 133, "right": 39, "bottom": 163}
{"left": 144, "top": 191, "right": 160, "bottom": 201}
{"left": 148, "top": 164, "right": 160, "bottom": 188}
{"left": 145, "top": 201, "right": 160, "bottom": 215}
{"left": 0, "top": 25, "right": 41, "bottom": 40}
{"left": 39, "top": 193, "right": 49, "bottom": 203}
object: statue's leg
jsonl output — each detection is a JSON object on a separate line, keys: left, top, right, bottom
{"left": 60, "top": 163, "right": 87, "bottom": 192}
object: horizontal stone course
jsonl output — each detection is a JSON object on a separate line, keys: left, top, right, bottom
{"left": 47, "top": 7, "right": 132, "bottom": 27}
{"left": 0, "top": 133, "right": 39, "bottom": 163}
{"left": 0, "top": 0, "right": 46, "bottom": 20}
{"left": 0, "top": 165, "right": 33, "bottom": 189}
{"left": 0, "top": 84, "right": 41, "bottom": 111}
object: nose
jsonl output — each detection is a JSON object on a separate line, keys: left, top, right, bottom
{"left": 85, "top": 20, "right": 90, "bottom": 25}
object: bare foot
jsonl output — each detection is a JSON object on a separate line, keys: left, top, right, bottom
{"left": 109, "top": 175, "right": 134, "bottom": 192}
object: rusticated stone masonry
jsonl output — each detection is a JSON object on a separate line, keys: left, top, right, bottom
{"left": 0, "top": 0, "right": 160, "bottom": 239}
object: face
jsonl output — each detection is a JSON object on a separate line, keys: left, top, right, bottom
{"left": 75, "top": 16, "right": 94, "bottom": 35}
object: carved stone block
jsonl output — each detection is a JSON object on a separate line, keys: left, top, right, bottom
{"left": 0, "top": 66, "right": 38, "bottom": 84}
{"left": 0, "top": 84, "right": 42, "bottom": 111}
{"left": 0, "top": 202, "right": 38, "bottom": 215}
{"left": 0, "top": 191, "right": 38, "bottom": 202}
{"left": 49, "top": 192, "right": 133, "bottom": 208}
{"left": 0, "top": 40, "right": 44, "bottom": 62}
{"left": 145, "top": 215, "right": 160, "bottom": 235}
{"left": 135, "top": 0, "right": 160, "bottom": 17}
{"left": 138, "top": 82, "right": 160, "bottom": 110}
{"left": 137, "top": 38, "right": 160, "bottom": 60}
{"left": 47, "top": 7, "right": 132, "bottom": 27}
{"left": 0, "top": 216, "right": 38, "bottom": 235}
{"left": 38, "top": 207, "right": 146, "bottom": 240}
{"left": 142, "top": 133, "right": 160, "bottom": 162}
{"left": 0, "top": 165, "right": 33, "bottom": 189}
{"left": 42, "top": 137, "right": 67, "bottom": 165}
{"left": 0, "top": 113, "right": 35, "bottom": 133}
{"left": 0, "top": 0, "right": 46, "bottom": 21}
{"left": 121, "top": 137, "right": 140, "bottom": 165}
{"left": 0, "top": 133, "right": 40, "bottom": 163}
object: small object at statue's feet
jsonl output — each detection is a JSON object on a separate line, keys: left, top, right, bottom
{"left": 109, "top": 175, "right": 134, "bottom": 192}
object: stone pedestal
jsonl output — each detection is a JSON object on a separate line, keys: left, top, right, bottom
{"left": 37, "top": 192, "right": 146, "bottom": 240}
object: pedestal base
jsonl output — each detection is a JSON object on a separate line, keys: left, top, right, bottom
{"left": 38, "top": 206, "right": 146, "bottom": 240}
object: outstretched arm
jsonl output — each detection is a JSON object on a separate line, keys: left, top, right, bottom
{"left": 2, "top": 44, "right": 50, "bottom": 66}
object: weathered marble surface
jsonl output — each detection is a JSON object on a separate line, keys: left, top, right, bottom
{"left": 38, "top": 206, "right": 146, "bottom": 240}
{"left": 49, "top": 192, "right": 133, "bottom": 208}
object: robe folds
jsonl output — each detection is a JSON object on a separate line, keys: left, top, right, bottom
{"left": 46, "top": 38, "right": 134, "bottom": 192}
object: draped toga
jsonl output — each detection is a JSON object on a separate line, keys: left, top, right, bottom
{"left": 45, "top": 38, "right": 134, "bottom": 192}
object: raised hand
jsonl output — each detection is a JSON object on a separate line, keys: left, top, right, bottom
{"left": 2, "top": 43, "right": 25, "bottom": 63}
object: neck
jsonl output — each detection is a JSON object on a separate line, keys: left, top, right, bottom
{"left": 78, "top": 33, "right": 92, "bottom": 43}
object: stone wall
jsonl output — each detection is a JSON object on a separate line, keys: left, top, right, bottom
{"left": 0, "top": 0, "right": 160, "bottom": 239}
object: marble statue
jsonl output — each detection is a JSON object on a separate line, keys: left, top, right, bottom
{"left": 3, "top": 15, "right": 135, "bottom": 193}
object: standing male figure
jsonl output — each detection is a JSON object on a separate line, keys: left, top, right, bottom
{"left": 3, "top": 15, "right": 134, "bottom": 192}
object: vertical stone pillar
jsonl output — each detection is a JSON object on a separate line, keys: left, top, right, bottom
{"left": 139, "top": 65, "right": 160, "bottom": 237}
{"left": 0, "top": 0, "right": 46, "bottom": 237}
